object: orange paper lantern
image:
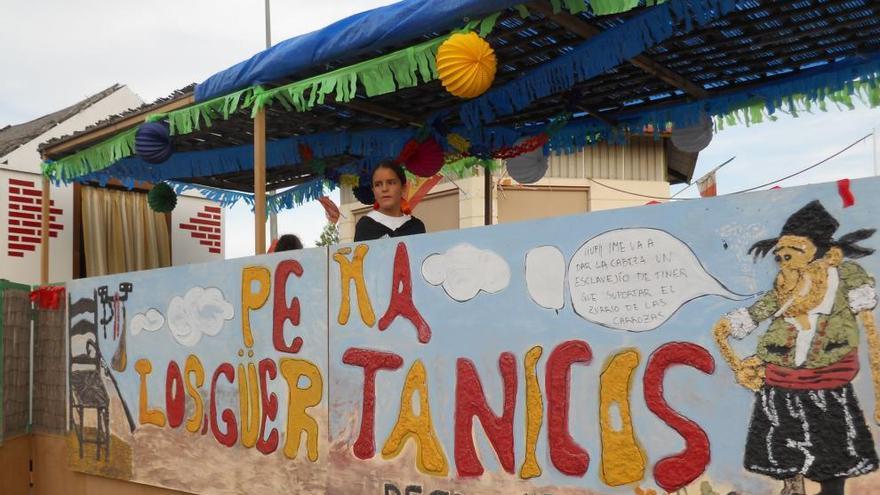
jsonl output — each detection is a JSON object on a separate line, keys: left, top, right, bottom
{"left": 436, "top": 32, "right": 497, "bottom": 99}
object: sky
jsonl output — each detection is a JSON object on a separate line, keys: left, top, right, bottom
{"left": 2, "top": 0, "right": 879, "bottom": 257}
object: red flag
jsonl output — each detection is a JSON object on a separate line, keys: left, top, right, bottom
{"left": 696, "top": 170, "right": 717, "bottom": 197}
{"left": 318, "top": 195, "right": 341, "bottom": 224}
{"left": 837, "top": 178, "right": 855, "bottom": 208}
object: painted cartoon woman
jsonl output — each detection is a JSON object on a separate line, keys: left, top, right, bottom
{"left": 713, "top": 200, "right": 880, "bottom": 495}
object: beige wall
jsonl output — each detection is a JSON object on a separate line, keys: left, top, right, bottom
{"left": 28, "top": 434, "right": 190, "bottom": 495}
{"left": 0, "top": 435, "right": 30, "bottom": 495}
{"left": 547, "top": 135, "right": 666, "bottom": 181}
{"left": 587, "top": 179, "right": 670, "bottom": 211}
{"left": 497, "top": 186, "right": 589, "bottom": 224}
{"left": 337, "top": 138, "right": 671, "bottom": 242}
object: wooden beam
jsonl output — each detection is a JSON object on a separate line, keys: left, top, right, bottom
{"left": 575, "top": 104, "right": 618, "bottom": 127}
{"left": 42, "top": 95, "right": 195, "bottom": 158}
{"left": 254, "top": 108, "right": 267, "bottom": 255}
{"left": 529, "top": 2, "right": 709, "bottom": 99}
{"left": 40, "top": 176, "right": 50, "bottom": 285}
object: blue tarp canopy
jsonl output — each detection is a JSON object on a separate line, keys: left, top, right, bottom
{"left": 40, "top": 0, "right": 880, "bottom": 206}
{"left": 195, "top": 0, "right": 523, "bottom": 101}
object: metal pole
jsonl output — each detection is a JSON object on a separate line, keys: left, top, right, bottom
{"left": 874, "top": 127, "right": 879, "bottom": 177}
{"left": 264, "top": 0, "right": 272, "bottom": 48}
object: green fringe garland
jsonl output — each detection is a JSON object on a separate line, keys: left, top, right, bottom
{"left": 42, "top": 127, "right": 137, "bottom": 184}
{"left": 250, "top": 37, "right": 441, "bottom": 117}
{"left": 441, "top": 157, "right": 499, "bottom": 179}
{"left": 249, "top": 16, "right": 493, "bottom": 117}
{"left": 149, "top": 86, "right": 254, "bottom": 136}
{"left": 714, "top": 78, "right": 880, "bottom": 131}
{"left": 550, "top": 0, "right": 668, "bottom": 16}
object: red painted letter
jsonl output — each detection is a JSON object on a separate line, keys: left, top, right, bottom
{"left": 257, "top": 358, "right": 279, "bottom": 455}
{"left": 165, "top": 361, "right": 185, "bottom": 428}
{"left": 454, "top": 353, "right": 517, "bottom": 477}
{"left": 378, "top": 243, "right": 431, "bottom": 343}
{"left": 210, "top": 363, "right": 238, "bottom": 447}
{"left": 274, "top": 259, "right": 304, "bottom": 353}
{"left": 343, "top": 348, "right": 404, "bottom": 459}
{"left": 546, "top": 340, "right": 591, "bottom": 477}
{"left": 643, "top": 342, "right": 715, "bottom": 493}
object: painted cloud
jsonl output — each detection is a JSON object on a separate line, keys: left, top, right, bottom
{"left": 166, "top": 287, "right": 234, "bottom": 346}
{"left": 421, "top": 243, "right": 510, "bottom": 302}
{"left": 130, "top": 308, "right": 165, "bottom": 335}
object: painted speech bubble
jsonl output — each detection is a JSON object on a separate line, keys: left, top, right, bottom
{"left": 568, "top": 228, "right": 745, "bottom": 331}
{"left": 526, "top": 246, "right": 565, "bottom": 311}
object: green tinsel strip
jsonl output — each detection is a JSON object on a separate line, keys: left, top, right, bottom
{"left": 251, "top": 37, "right": 446, "bottom": 117}
{"left": 42, "top": 127, "right": 137, "bottom": 184}
{"left": 714, "top": 78, "right": 880, "bottom": 130}
{"left": 152, "top": 86, "right": 254, "bottom": 136}
{"left": 249, "top": 16, "right": 496, "bottom": 117}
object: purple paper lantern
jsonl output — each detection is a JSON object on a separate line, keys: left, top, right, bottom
{"left": 135, "top": 121, "right": 173, "bottom": 164}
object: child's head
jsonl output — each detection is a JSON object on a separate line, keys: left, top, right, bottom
{"left": 371, "top": 161, "right": 408, "bottom": 215}
{"left": 273, "top": 234, "right": 303, "bottom": 252}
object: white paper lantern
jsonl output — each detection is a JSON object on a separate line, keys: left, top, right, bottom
{"left": 505, "top": 144, "right": 548, "bottom": 184}
{"left": 671, "top": 113, "right": 714, "bottom": 153}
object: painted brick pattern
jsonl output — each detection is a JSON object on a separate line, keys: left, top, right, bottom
{"left": 179, "top": 205, "right": 222, "bottom": 255}
{"left": 6, "top": 178, "right": 64, "bottom": 257}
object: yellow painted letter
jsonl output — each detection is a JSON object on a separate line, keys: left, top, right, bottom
{"left": 381, "top": 360, "right": 448, "bottom": 476}
{"left": 184, "top": 355, "right": 205, "bottom": 433}
{"left": 280, "top": 358, "right": 323, "bottom": 461}
{"left": 239, "top": 362, "right": 261, "bottom": 448}
{"left": 599, "top": 349, "right": 646, "bottom": 486}
{"left": 241, "top": 266, "right": 271, "bottom": 348}
{"left": 520, "top": 346, "right": 543, "bottom": 479}
{"left": 333, "top": 245, "right": 375, "bottom": 327}
{"left": 135, "top": 359, "right": 166, "bottom": 427}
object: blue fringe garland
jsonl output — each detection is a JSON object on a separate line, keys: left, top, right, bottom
{"left": 68, "top": 127, "right": 417, "bottom": 187}
{"left": 458, "top": 0, "right": 738, "bottom": 129}
{"left": 168, "top": 176, "right": 337, "bottom": 214}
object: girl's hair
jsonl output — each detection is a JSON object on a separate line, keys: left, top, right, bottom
{"left": 372, "top": 161, "right": 407, "bottom": 185}
{"left": 274, "top": 234, "right": 303, "bottom": 252}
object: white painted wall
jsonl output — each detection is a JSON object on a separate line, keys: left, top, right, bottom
{"left": 171, "top": 194, "right": 225, "bottom": 265}
{"left": 0, "top": 86, "right": 222, "bottom": 285}
{"left": 1, "top": 86, "right": 144, "bottom": 174}
{"left": 0, "top": 169, "right": 74, "bottom": 285}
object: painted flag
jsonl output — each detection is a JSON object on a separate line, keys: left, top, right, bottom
{"left": 318, "top": 195, "right": 341, "bottom": 224}
{"left": 408, "top": 174, "right": 444, "bottom": 211}
{"left": 696, "top": 170, "right": 717, "bottom": 197}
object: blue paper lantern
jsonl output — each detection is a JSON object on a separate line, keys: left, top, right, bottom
{"left": 135, "top": 121, "right": 173, "bottom": 164}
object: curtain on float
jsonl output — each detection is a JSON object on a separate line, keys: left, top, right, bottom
{"left": 81, "top": 187, "right": 171, "bottom": 276}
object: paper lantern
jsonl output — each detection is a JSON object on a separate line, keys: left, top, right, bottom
{"left": 436, "top": 32, "right": 497, "bottom": 99}
{"left": 404, "top": 137, "right": 444, "bottom": 177}
{"left": 505, "top": 143, "right": 548, "bottom": 184}
{"left": 671, "top": 113, "right": 714, "bottom": 153}
{"left": 135, "top": 121, "right": 173, "bottom": 164}
{"left": 352, "top": 183, "right": 375, "bottom": 206}
{"left": 147, "top": 182, "right": 178, "bottom": 213}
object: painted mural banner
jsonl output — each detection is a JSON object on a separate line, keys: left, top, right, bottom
{"left": 66, "top": 248, "right": 329, "bottom": 493}
{"left": 69, "top": 177, "right": 880, "bottom": 495}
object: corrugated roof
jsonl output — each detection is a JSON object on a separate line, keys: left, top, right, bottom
{"left": 0, "top": 84, "right": 124, "bottom": 159}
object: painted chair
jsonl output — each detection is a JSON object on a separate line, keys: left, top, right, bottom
{"left": 68, "top": 290, "right": 110, "bottom": 460}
